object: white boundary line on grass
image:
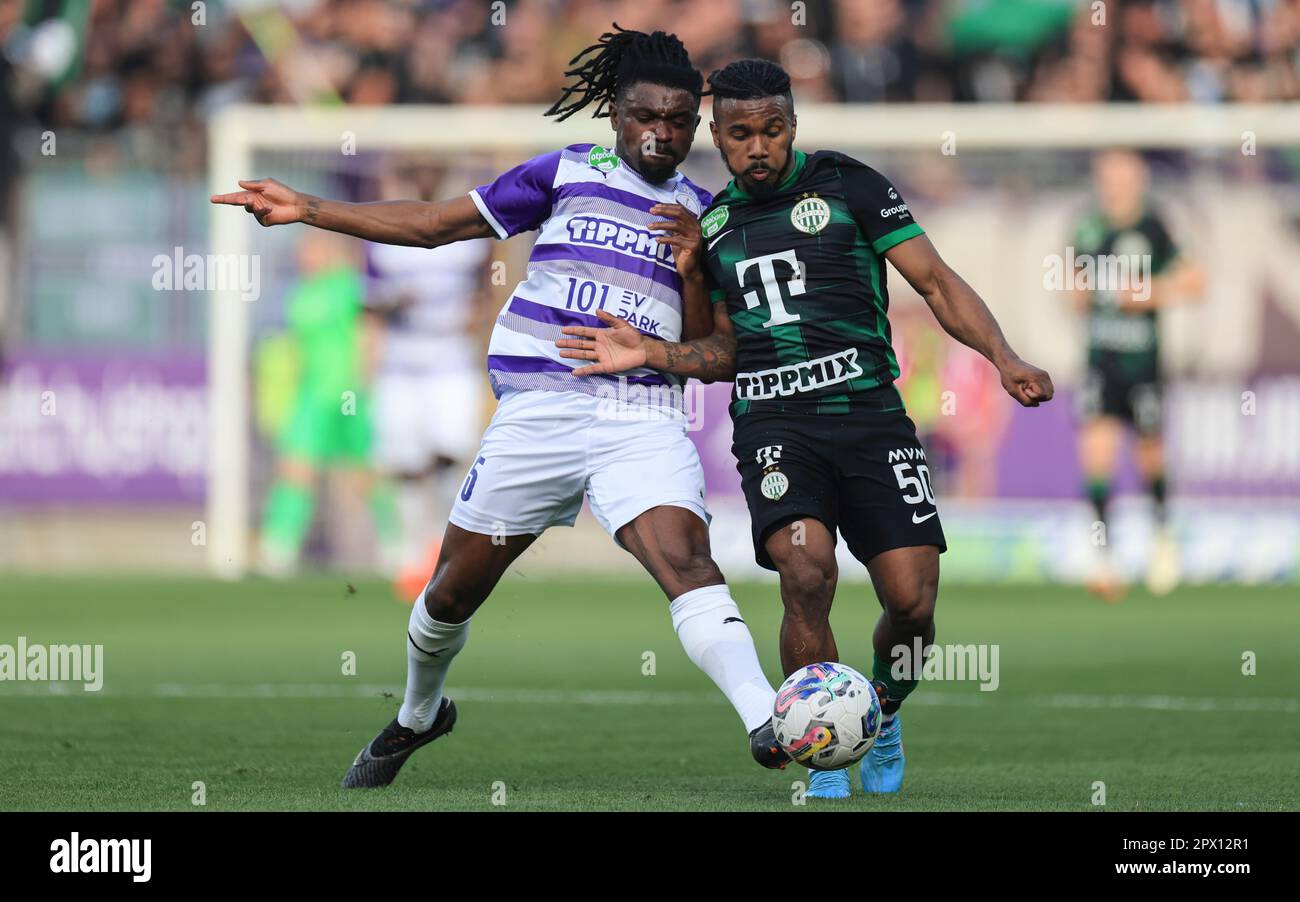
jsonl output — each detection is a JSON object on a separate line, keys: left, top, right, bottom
{"left": 2, "top": 683, "right": 1297, "bottom": 713}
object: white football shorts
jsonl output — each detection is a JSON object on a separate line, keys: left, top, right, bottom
{"left": 373, "top": 368, "right": 484, "bottom": 473}
{"left": 448, "top": 388, "right": 710, "bottom": 538}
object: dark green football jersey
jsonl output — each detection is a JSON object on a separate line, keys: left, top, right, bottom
{"left": 1072, "top": 207, "right": 1179, "bottom": 381}
{"left": 701, "top": 150, "right": 924, "bottom": 418}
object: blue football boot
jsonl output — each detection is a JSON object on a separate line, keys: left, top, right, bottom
{"left": 859, "top": 714, "right": 904, "bottom": 793}
{"left": 806, "top": 768, "right": 852, "bottom": 799}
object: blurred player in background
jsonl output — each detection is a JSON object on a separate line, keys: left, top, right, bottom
{"left": 259, "top": 231, "right": 396, "bottom": 574}
{"left": 365, "top": 159, "right": 494, "bottom": 599}
{"left": 1071, "top": 149, "right": 1204, "bottom": 600}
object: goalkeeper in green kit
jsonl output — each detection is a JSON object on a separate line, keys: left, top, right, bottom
{"left": 259, "top": 232, "right": 395, "bottom": 573}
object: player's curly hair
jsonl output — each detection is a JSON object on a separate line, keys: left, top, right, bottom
{"left": 544, "top": 24, "right": 704, "bottom": 122}
{"left": 707, "top": 58, "right": 793, "bottom": 105}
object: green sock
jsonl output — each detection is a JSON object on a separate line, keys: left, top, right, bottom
{"left": 262, "top": 481, "right": 314, "bottom": 556}
{"left": 873, "top": 650, "right": 918, "bottom": 716}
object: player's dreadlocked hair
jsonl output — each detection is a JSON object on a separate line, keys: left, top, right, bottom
{"left": 706, "top": 58, "right": 793, "bottom": 107}
{"left": 544, "top": 24, "right": 704, "bottom": 122}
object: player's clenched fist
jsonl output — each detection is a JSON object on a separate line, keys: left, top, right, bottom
{"left": 210, "top": 178, "right": 307, "bottom": 227}
{"left": 999, "top": 357, "right": 1055, "bottom": 408}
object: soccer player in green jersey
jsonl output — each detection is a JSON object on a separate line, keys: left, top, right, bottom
{"left": 1070, "top": 149, "right": 1203, "bottom": 600}
{"left": 556, "top": 59, "right": 1054, "bottom": 798}
{"left": 260, "top": 232, "right": 394, "bottom": 573}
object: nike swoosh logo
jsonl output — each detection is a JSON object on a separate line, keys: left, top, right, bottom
{"left": 912, "top": 511, "right": 937, "bottom": 524}
{"left": 707, "top": 228, "right": 734, "bottom": 251}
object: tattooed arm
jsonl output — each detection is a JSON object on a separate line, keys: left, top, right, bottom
{"left": 556, "top": 302, "right": 737, "bottom": 384}
{"left": 211, "top": 178, "right": 495, "bottom": 248}
{"left": 648, "top": 301, "right": 736, "bottom": 382}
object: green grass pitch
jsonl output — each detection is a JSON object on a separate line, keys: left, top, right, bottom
{"left": 1, "top": 575, "right": 1297, "bottom": 811}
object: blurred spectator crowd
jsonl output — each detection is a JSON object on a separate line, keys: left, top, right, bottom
{"left": 3, "top": 0, "right": 1299, "bottom": 128}
{"left": 0, "top": 0, "right": 1296, "bottom": 180}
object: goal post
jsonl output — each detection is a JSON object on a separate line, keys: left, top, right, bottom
{"left": 205, "top": 102, "right": 1300, "bottom": 579}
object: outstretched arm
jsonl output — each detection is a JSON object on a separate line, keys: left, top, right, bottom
{"left": 886, "top": 234, "right": 1054, "bottom": 407}
{"left": 210, "top": 178, "right": 496, "bottom": 248}
{"left": 556, "top": 302, "right": 737, "bottom": 383}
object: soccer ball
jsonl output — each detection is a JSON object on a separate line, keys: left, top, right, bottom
{"left": 773, "top": 662, "right": 882, "bottom": 771}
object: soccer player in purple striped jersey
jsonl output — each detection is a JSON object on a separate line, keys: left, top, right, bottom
{"left": 212, "top": 26, "right": 789, "bottom": 789}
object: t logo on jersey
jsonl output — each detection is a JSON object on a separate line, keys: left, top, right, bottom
{"left": 736, "top": 250, "right": 805, "bottom": 328}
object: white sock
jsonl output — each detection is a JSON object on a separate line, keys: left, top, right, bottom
{"left": 396, "top": 595, "right": 470, "bottom": 732}
{"left": 670, "top": 584, "right": 776, "bottom": 733}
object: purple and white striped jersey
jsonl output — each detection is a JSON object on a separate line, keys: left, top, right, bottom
{"left": 468, "top": 143, "right": 712, "bottom": 403}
